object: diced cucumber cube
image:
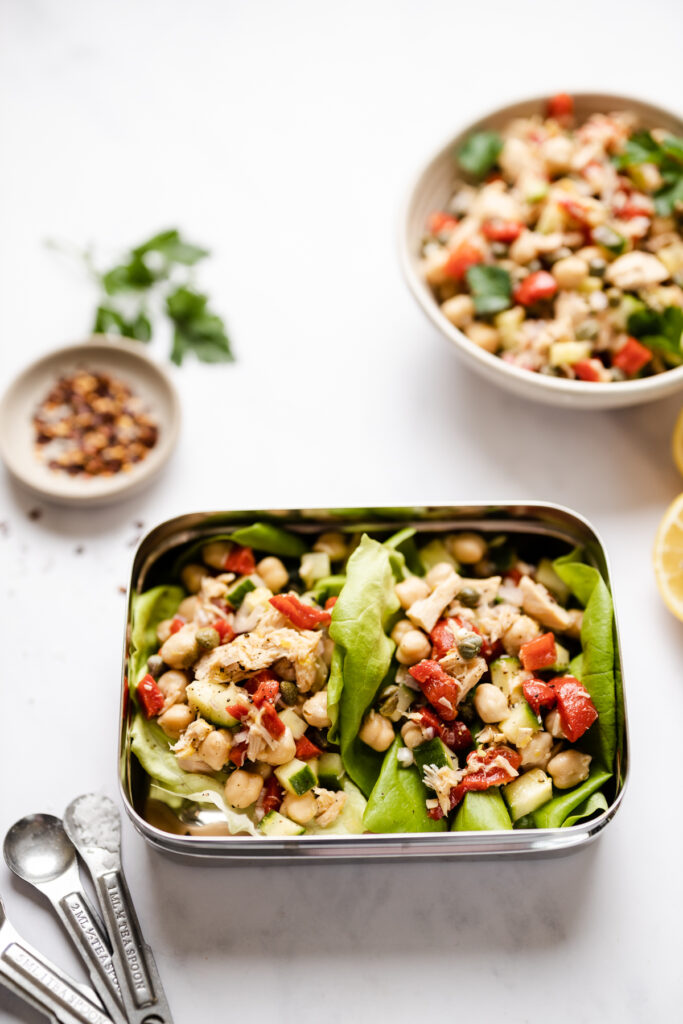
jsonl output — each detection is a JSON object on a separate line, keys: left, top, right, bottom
{"left": 300, "top": 552, "right": 331, "bottom": 589}
{"left": 226, "top": 576, "right": 257, "bottom": 608}
{"left": 549, "top": 642, "right": 570, "bottom": 672}
{"left": 317, "top": 753, "right": 344, "bottom": 791}
{"left": 260, "top": 811, "right": 305, "bottom": 836}
{"left": 186, "top": 680, "right": 247, "bottom": 727}
{"left": 275, "top": 758, "right": 318, "bottom": 795}
{"left": 535, "top": 558, "right": 571, "bottom": 605}
{"left": 499, "top": 699, "right": 540, "bottom": 749}
{"left": 549, "top": 341, "right": 592, "bottom": 367}
{"left": 452, "top": 788, "right": 513, "bottom": 831}
{"left": 490, "top": 656, "right": 524, "bottom": 699}
{"left": 278, "top": 707, "right": 307, "bottom": 740}
{"left": 504, "top": 768, "right": 553, "bottom": 822}
{"left": 419, "top": 539, "right": 458, "bottom": 573}
{"left": 413, "top": 738, "right": 454, "bottom": 776}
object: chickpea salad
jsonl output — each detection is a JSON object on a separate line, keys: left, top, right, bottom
{"left": 422, "top": 93, "right": 683, "bottom": 381}
{"left": 128, "top": 521, "right": 619, "bottom": 836}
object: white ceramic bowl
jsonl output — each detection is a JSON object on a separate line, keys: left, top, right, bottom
{"left": 0, "top": 336, "right": 181, "bottom": 506}
{"left": 401, "top": 93, "right": 683, "bottom": 409}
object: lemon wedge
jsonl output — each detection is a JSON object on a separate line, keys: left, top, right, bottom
{"left": 654, "top": 493, "right": 683, "bottom": 620}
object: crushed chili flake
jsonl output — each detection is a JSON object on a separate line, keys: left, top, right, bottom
{"left": 33, "top": 369, "right": 158, "bottom": 477}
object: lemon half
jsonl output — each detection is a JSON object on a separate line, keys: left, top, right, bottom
{"left": 654, "top": 493, "right": 683, "bottom": 620}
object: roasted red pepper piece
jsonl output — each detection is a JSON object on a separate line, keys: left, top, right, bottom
{"left": 552, "top": 676, "right": 598, "bottom": 742}
{"left": 522, "top": 678, "right": 557, "bottom": 716}
{"left": 213, "top": 618, "right": 235, "bottom": 643}
{"left": 481, "top": 219, "right": 523, "bottom": 243}
{"left": 449, "top": 746, "right": 522, "bottom": 807}
{"left": 229, "top": 741, "right": 248, "bottom": 767}
{"left": 169, "top": 617, "right": 184, "bottom": 635}
{"left": 519, "top": 632, "right": 557, "bottom": 671}
{"left": 295, "top": 736, "right": 323, "bottom": 760}
{"left": 430, "top": 619, "right": 456, "bottom": 659}
{"left": 252, "top": 678, "right": 280, "bottom": 708}
{"left": 244, "top": 669, "right": 279, "bottom": 694}
{"left": 409, "top": 660, "right": 460, "bottom": 721}
{"left": 324, "top": 596, "right": 338, "bottom": 610}
{"left": 419, "top": 707, "right": 472, "bottom": 754}
{"left": 547, "top": 93, "right": 574, "bottom": 120}
{"left": 269, "top": 593, "right": 331, "bottom": 629}
{"left": 428, "top": 211, "right": 458, "bottom": 234}
{"left": 574, "top": 359, "right": 604, "bottom": 382}
{"left": 612, "top": 337, "right": 652, "bottom": 376}
{"left": 262, "top": 775, "right": 283, "bottom": 814}
{"left": 444, "top": 242, "right": 484, "bottom": 281}
{"left": 514, "top": 270, "right": 558, "bottom": 306}
{"left": 226, "top": 702, "right": 250, "bottom": 721}
{"left": 137, "top": 674, "right": 165, "bottom": 718}
{"left": 224, "top": 545, "right": 256, "bottom": 575}
{"left": 261, "top": 702, "right": 285, "bottom": 738}
{"left": 619, "top": 199, "right": 653, "bottom": 219}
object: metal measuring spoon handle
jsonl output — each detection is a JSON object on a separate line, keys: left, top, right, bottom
{"left": 64, "top": 795, "right": 174, "bottom": 1024}
{"left": 0, "top": 897, "right": 113, "bottom": 1024}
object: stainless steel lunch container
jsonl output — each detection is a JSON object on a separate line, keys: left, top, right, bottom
{"left": 119, "top": 503, "right": 628, "bottom": 861}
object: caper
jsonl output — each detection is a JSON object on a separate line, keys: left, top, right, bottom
{"left": 527, "top": 258, "right": 542, "bottom": 272}
{"left": 195, "top": 626, "right": 220, "bottom": 651}
{"left": 491, "top": 241, "right": 508, "bottom": 258}
{"left": 576, "top": 320, "right": 599, "bottom": 341}
{"left": 606, "top": 287, "right": 621, "bottom": 307}
{"left": 588, "top": 257, "right": 607, "bottom": 277}
{"left": 456, "top": 586, "right": 480, "bottom": 608}
{"left": 379, "top": 689, "right": 399, "bottom": 719}
{"left": 146, "top": 654, "right": 164, "bottom": 678}
{"left": 280, "top": 680, "right": 299, "bottom": 706}
{"left": 457, "top": 632, "right": 483, "bottom": 660}
{"left": 545, "top": 246, "right": 572, "bottom": 265}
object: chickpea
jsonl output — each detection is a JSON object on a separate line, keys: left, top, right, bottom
{"left": 474, "top": 684, "right": 509, "bottom": 724}
{"left": 198, "top": 730, "right": 233, "bottom": 771}
{"left": 400, "top": 721, "right": 424, "bottom": 749}
{"left": 465, "top": 322, "right": 499, "bottom": 353}
{"left": 395, "top": 575, "right": 430, "bottom": 610}
{"left": 156, "top": 670, "right": 189, "bottom": 707}
{"left": 503, "top": 615, "right": 541, "bottom": 655}
{"left": 157, "top": 703, "right": 194, "bottom": 740}
{"left": 177, "top": 595, "right": 199, "bottom": 621}
{"left": 224, "top": 770, "right": 264, "bottom": 809}
{"left": 396, "top": 629, "right": 432, "bottom": 666}
{"left": 258, "top": 727, "right": 297, "bottom": 765}
{"left": 552, "top": 255, "right": 589, "bottom": 291}
{"left": 441, "top": 294, "right": 475, "bottom": 328}
{"left": 450, "top": 532, "right": 488, "bottom": 565}
{"left": 201, "top": 540, "right": 231, "bottom": 570}
{"left": 390, "top": 619, "right": 414, "bottom": 645}
{"left": 425, "top": 562, "right": 455, "bottom": 588}
{"left": 302, "top": 690, "right": 331, "bottom": 728}
{"left": 159, "top": 627, "right": 200, "bottom": 670}
{"left": 313, "top": 531, "right": 348, "bottom": 562}
{"left": 252, "top": 761, "right": 273, "bottom": 779}
{"left": 547, "top": 750, "right": 592, "bottom": 790}
{"left": 545, "top": 709, "right": 567, "bottom": 739}
{"left": 359, "top": 710, "right": 395, "bottom": 752}
{"left": 281, "top": 792, "right": 318, "bottom": 825}
{"left": 156, "top": 618, "right": 173, "bottom": 645}
{"left": 520, "top": 731, "right": 554, "bottom": 769}
{"left": 256, "top": 556, "right": 289, "bottom": 593}
{"left": 180, "top": 563, "right": 209, "bottom": 594}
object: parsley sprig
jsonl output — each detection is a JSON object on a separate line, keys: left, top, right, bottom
{"left": 68, "top": 229, "right": 233, "bottom": 365}
{"left": 613, "top": 131, "right": 683, "bottom": 216}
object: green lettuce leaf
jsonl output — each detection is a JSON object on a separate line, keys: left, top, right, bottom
{"left": 452, "top": 788, "right": 512, "bottom": 831}
{"left": 172, "top": 523, "right": 307, "bottom": 576}
{"left": 383, "top": 527, "right": 422, "bottom": 577}
{"left": 532, "top": 769, "right": 612, "bottom": 829}
{"left": 553, "top": 551, "right": 616, "bottom": 771}
{"left": 466, "top": 264, "right": 512, "bottom": 316}
{"left": 326, "top": 647, "right": 344, "bottom": 744}
{"left": 458, "top": 131, "right": 503, "bottom": 178}
{"left": 328, "top": 535, "right": 399, "bottom": 795}
{"left": 305, "top": 780, "right": 367, "bottom": 835}
{"left": 363, "top": 738, "right": 446, "bottom": 833}
{"left": 129, "top": 586, "right": 185, "bottom": 692}
{"left": 562, "top": 790, "right": 609, "bottom": 828}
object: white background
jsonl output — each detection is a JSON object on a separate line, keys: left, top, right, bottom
{"left": 1, "top": 1, "right": 682, "bottom": 1020}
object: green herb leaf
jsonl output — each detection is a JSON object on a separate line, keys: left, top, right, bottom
{"left": 93, "top": 305, "right": 152, "bottom": 342}
{"left": 466, "top": 263, "right": 512, "bottom": 315}
{"left": 627, "top": 304, "right": 683, "bottom": 359}
{"left": 132, "top": 229, "right": 209, "bottom": 266}
{"left": 166, "top": 285, "right": 233, "bottom": 366}
{"left": 457, "top": 131, "right": 503, "bottom": 179}
{"left": 613, "top": 130, "right": 659, "bottom": 169}
{"left": 654, "top": 176, "right": 683, "bottom": 216}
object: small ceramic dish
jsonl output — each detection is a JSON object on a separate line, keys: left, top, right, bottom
{"left": 0, "top": 336, "right": 180, "bottom": 506}
{"left": 400, "top": 92, "right": 683, "bottom": 409}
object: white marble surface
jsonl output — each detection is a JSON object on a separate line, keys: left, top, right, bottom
{"left": 1, "top": 1, "right": 681, "bottom": 1020}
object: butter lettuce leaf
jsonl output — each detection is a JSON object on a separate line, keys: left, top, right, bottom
{"left": 329, "top": 535, "right": 399, "bottom": 796}
{"left": 129, "top": 585, "right": 185, "bottom": 692}
{"left": 305, "top": 780, "right": 367, "bottom": 835}
{"left": 452, "top": 788, "right": 513, "bottom": 831}
{"left": 532, "top": 769, "right": 612, "bottom": 829}
{"left": 364, "top": 738, "right": 446, "bottom": 832}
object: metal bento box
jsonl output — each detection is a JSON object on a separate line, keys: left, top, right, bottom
{"left": 118, "top": 504, "right": 628, "bottom": 860}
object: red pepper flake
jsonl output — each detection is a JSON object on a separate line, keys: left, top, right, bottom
{"left": 32, "top": 370, "right": 158, "bottom": 478}
{"left": 269, "top": 593, "right": 331, "bottom": 629}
